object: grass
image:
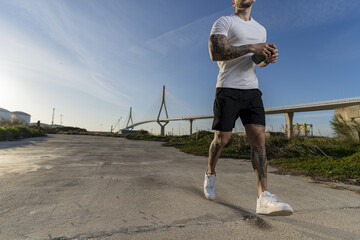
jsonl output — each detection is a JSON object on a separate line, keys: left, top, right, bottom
{"left": 0, "top": 125, "right": 45, "bottom": 141}
{"left": 272, "top": 154, "right": 360, "bottom": 179}
{"left": 124, "top": 130, "right": 360, "bottom": 182}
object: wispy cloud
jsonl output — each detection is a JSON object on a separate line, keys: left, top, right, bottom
{"left": 135, "top": 0, "right": 360, "bottom": 57}
{"left": 0, "top": 0, "right": 131, "bottom": 107}
{"left": 143, "top": 8, "right": 232, "bottom": 56}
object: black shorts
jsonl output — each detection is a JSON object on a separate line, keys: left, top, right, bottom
{"left": 212, "top": 88, "right": 266, "bottom": 132}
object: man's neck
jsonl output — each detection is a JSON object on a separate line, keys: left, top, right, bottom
{"left": 234, "top": 7, "right": 252, "bottom": 21}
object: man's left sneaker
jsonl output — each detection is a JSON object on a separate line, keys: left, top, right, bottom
{"left": 256, "top": 191, "right": 293, "bottom": 216}
{"left": 203, "top": 172, "right": 216, "bottom": 200}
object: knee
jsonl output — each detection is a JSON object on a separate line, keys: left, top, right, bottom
{"left": 251, "top": 133, "right": 266, "bottom": 147}
{"left": 214, "top": 135, "right": 230, "bottom": 147}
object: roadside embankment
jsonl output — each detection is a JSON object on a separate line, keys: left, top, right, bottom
{"left": 0, "top": 125, "right": 45, "bottom": 141}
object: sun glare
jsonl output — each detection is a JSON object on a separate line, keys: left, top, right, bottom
{"left": 0, "top": 74, "right": 22, "bottom": 110}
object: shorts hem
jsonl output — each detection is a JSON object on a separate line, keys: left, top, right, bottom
{"left": 242, "top": 122, "right": 266, "bottom": 127}
{"left": 211, "top": 127, "right": 233, "bottom": 132}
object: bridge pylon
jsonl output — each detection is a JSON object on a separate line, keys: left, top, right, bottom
{"left": 157, "top": 86, "right": 169, "bottom": 136}
{"left": 126, "top": 107, "right": 134, "bottom": 129}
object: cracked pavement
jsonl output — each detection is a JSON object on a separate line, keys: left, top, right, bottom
{"left": 0, "top": 134, "right": 359, "bottom": 240}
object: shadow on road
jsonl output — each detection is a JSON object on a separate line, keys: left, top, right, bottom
{"left": 0, "top": 136, "right": 48, "bottom": 150}
{"left": 178, "top": 185, "right": 271, "bottom": 230}
{"left": 216, "top": 201, "right": 271, "bottom": 230}
{"left": 270, "top": 215, "right": 359, "bottom": 239}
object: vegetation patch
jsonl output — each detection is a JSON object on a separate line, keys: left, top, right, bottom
{"left": 44, "top": 126, "right": 87, "bottom": 135}
{"left": 0, "top": 125, "right": 45, "bottom": 141}
{"left": 161, "top": 130, "right": 360, "bottom": 183}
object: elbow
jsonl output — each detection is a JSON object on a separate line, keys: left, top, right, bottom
{"left": 209, "top": 52, "right": 219, "bottom": 61}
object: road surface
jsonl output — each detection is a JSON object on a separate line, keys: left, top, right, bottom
{"left": 0, "top": 135, "right": 359, "bottom": 240}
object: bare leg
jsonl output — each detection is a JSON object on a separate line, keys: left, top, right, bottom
{"left": 207, "top": 131, "right": 232, "bottom": 175}
{"left": 245, "top": 124, "right": 267, "bottom": 197}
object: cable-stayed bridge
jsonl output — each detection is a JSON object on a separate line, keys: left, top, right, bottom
{"left": 122, "top": 86, "right": 360, "bottom": 138}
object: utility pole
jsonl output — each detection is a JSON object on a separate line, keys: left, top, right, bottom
{"left": 60, "top": 115, "right": 63, "bottom": 125}
{"left": 51, "top": 108, "right": 55, "bottom": 127}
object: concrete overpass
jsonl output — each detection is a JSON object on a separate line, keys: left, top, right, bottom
{"left": 125, "top": 93, "right": 360, "bottom": 137}
{"left": 265, "top": 97, "right": 360, "bottom": 137}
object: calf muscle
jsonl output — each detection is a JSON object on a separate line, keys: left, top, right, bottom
{"left": 209, "top": 140, "right": 222, "bottom": 166}
{"left": 251, "top": 145, "right": 267, "bottom": 181}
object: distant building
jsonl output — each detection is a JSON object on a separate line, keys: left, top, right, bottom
{"left": 0, "top": 108, "right": 12, "bottom": 122}
{"left": 11, "top": 111, "right": 31, "bottom": 125}
{"left": 0, "top": 108, "right": 31, "bottom": 125}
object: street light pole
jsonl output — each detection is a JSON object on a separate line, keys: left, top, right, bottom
{"left": 51, "top": 108, "right": 55, "bottom": 127}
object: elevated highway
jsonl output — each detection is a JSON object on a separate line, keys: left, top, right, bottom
{"left": 124, "top": 87, "right": 360, "bottom": 138}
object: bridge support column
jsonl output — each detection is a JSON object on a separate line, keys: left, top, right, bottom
{"left": 160, "top": 125, "right": 165, "bottom": 136}
{"left": 157, "top": 85, "right": 169, "bottom": 136}
{"left": 189, "top": 119, "right": 193, "bottom": 135}
{"left": 285, "top": 112, "right": 294, "bottom": 138}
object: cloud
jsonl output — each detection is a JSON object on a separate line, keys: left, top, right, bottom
{"left": 0, "top": 0, "right": 131, "bottom": 107}
{"left": 144, "top": 8, "right": 232, "bottom": 56}
{"left": 136, "top": 0, "right": 360, "bottom": 57}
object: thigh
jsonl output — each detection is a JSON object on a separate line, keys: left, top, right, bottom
{"left": 212, "top": 88, "right": 242, "bottom": 132}
{"left": 238, "top": 89, "right": 266, "bottom": 127}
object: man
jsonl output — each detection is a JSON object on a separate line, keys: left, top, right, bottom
{"left": 204, "top": 0, "right": 293, "bottom": 216}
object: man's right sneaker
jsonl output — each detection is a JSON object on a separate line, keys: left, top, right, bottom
{"left": 256, "top": 191, "right": 293, "bottom": 216}
{"left": 204, "top": 172, "right": 216, "bottom": 200}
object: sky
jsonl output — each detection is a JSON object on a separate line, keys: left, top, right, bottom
{"left": 1, "top": 0, "right": 360, "bottom": 136}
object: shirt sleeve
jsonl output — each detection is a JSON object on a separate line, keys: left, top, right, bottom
{"left": 264, "top": 28, "right": 267, "bottom": 42}
{"left": 210, "top": 16, "right": 231, "bottom": 37}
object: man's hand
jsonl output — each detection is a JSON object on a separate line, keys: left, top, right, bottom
{"left": 267, "top": 51, "right": 279, "bottom": 64}
{"left": 250, "top": 43, "right": 278, "bottom": 62}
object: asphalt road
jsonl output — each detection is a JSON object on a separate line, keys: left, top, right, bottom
{"left": 0, "top": 134, "right": 359, "bottom": 240}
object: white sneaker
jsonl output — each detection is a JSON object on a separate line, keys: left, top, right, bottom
{"left": 256, "top": 191, "right": 293, "bottom": 216}
{"left": 204, "top": 173, "right": 216, "bottom": 200}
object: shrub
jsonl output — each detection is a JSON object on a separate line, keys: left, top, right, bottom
{"left": 0, "top": 125, "right": 44, "bottom": 141}
{"left": 330, "top": 114, "right": 360, "bottom": 143}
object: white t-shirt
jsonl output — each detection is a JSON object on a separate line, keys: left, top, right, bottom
{"left": 210, "top": 14, "right": 266, "bottom": 89}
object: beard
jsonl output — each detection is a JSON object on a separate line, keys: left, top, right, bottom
{"left": 239, "top": 0, "right": 254, "bottom": 8}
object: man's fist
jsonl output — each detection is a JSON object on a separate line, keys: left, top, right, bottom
{"left": 251, "top": 43, "right": 279, "bottom": 67}
{"left": 251, "top": 43, "right": 277, "bottom": 60}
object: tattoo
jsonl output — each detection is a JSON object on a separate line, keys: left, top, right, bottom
{"left": 209, "top": 34, "right": 253, "bottom": 61}
{"left": 208, "top": 139, "right": 222, "bottom": 169}
{"left": 251, "top": 145, "right": 267, "bottom": 182}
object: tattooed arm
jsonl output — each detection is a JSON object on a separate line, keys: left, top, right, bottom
{"left": 208, "top": 34, "right": 278, "bottom": 62}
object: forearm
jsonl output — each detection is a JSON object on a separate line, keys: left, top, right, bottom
{"left": 209, "top": 34, "right": 254, "bottom": 61}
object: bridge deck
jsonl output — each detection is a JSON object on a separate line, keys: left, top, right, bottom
{"left": 125, "top": 96, "right": 360, "bottom": 129}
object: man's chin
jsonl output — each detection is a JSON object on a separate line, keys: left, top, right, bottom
{"left": 240, "top": 0, "right": 254, "bottom": 8}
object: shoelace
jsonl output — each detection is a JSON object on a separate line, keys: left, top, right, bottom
{"left": 207, "top": 176, "right": 215, "bottom": 188}
{"left": 268, "top": 193, "right": 282, "bottom": 203}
